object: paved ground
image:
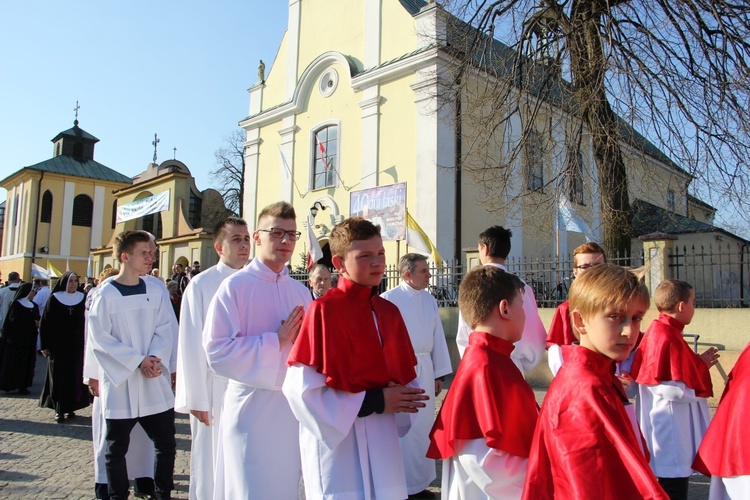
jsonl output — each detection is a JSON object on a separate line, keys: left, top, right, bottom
{"left": 1, "top": 357, "right": 711, "bottom": 499}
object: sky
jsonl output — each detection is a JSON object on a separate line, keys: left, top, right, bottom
{"left": 0, "top": 1, "right": 289, "bottom": 199}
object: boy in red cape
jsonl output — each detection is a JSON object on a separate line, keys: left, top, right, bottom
{"left": 283, "top": 218, "right": 427, "bottom": 499}
{"left": 523, "top": 264, "right": 668, "bottom": 499}
{"left": 693, "top": 341, "right": 750, "bottom": 499}
{"left": 428, "top": 266, "right": 538, "bottom": 499}
{"left": 631, "top": 279, "right": 720, "bottom": 500}
{"left": 546, "top": 242, "right": 606, "bottom": 376}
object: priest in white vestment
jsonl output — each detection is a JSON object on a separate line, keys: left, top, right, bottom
{"left": 203, "top": 202, "right": 311, "bottom": 499}
{"left": 455, "top": 226, "right": 546, "bottom": 375}
{"left": 382, "top": 253, "right": 453, "bottom": 496}
{"left": 175, "top": 217, "right": 250, "bottom": 500}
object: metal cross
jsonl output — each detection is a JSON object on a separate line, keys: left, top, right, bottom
{"left": 152, "top": 133, "right": 160, "bottom": 163}
{"left": 73, "top": 101, "right": 80, "bottom": 123}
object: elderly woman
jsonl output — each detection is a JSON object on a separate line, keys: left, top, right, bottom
{"left": 0, "top": 283, "right": 41, "bottom": 395}
{"left": 39, "top": 271, "right": 89, "bottom": 423}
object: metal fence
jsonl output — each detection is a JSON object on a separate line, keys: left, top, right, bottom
{"left": 291, "top": 244, "right": 748, "bottom": 309}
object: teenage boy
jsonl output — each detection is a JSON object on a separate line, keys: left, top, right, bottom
{"left": 88, "top": 230, "right": 178, "bottom": 500}
{"left": 428, "top": 266, "right": 538, "bottom": 499}
{"left": 523, "top": 263, "right": 668, "bottom": 499}
{"left": 456, "top": 226, "right": 546, "bottom": 376}
{"left": 175, "top": 216, "right": 250, "bottom": 500}
{"left": 546, "top": 242, "right": 606, "bottom": 375}
{"left": 203, "top": 202, "right": 310, "bottom": 499}
{"left": 283, "top": 217, "right": 428, "bottom": 499}
{"left": 631, "top": 279, "right": 720, "bottom": 500}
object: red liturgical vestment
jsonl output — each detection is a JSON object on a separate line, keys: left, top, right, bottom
{"left": 693, "top": 341, "right": 750, "bottom": 478}
{"left": 288, "top": 276, "right": 417, "bottom": 392}
{"left": 428, "top": 332, "right": 538, "bottom": 460}
{"left": 545, "top": 300, "right": 576, "bottom": 349}
{"left": 631, "top": 313, "right": 713, "bottom": 397}
{"left": 523, "top": 346, "right": 667, "bottom": 500}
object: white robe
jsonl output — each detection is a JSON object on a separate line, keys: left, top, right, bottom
{"left": 283, "top": 364, "right": 416, "bottom": 500}
{"left": 88, "top": 277, "right": 177, "bottom": 419}
{"left": 203, "top": 259, "right": 311, "bottom": 500}
{"left": 83, "top": 283, "right": 155, "bottom": 483}
{"left": 456, "top": 263, "right": 546, "bottom": 375}
{"left": 175, "top": 260, "right": 238, "bottom": 500}
{"left": 442, "top": 439, "right": 528, "bottom": 500}
{"left": 381, "top": 281, "right": 452, "bottom": 494}
{"left": 637, "top": 380, "right": 710, "bottom": 478}
{"left": 708, "top": 475, "right": 750, "bottom": 500}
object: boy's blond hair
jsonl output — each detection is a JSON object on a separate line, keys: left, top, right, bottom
{"left": 573, "top": 242, "right": 607, "bottom": 266}
{"left": 458, "top": 266, "right": 524, "bottom": 329}
{"left": 257, "top": 201, "right": 296, "bottom": 225}
{"left": 113, "top": 230, "right": 152, "bottom": 263}
{"left": 98, "top": 267, "right": 119, "bottom": 282}
{"left": 654, "top": 279, "right": 693, "bottom": 313}
{"left": 569, "top": 263, "right": 649, "bottom": 320}
{"left": 329, "top": 217, "right": 381, "bottom": 258}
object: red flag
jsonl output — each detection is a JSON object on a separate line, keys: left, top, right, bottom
{"left": 317, "top": 137, "right": 329, "bottom": 171}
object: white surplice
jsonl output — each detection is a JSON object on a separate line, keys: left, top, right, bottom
{"left": 381, "top": 281, "right": 453, "bottom": 494}
{"left": 441, "top": 439, "right": 528, "bottom": 500}
{"left": 83, "top": 282, "right": 155, "bottom": 483}
{"left": 88, "top": 277, "right": 177, "bottom": 419}
{"left": 203, "top": 259, "right": 311, "bottom": 500}
{"left": 456, "top": 263, "right": 546, "bottom": 375}
{"left": 175, "top": 260, "right": 238, "bottom": 500}
{"left": 283, "top": 364, "right": 416, "bottom": 500}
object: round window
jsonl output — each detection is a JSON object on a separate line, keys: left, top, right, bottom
{"left": 319, "top": 69, "right": 338, "bottom": 97}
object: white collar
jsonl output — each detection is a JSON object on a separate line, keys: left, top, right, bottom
{"left": 53, "top": 290, "right": 85, "bottom": 306}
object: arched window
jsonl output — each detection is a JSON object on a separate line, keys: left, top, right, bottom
{"left": 524, "top": 130, "right": 544, "bottom": 192}
{"left": 311, "top": 125, "right": 339, "bottom": 190}
{"left": 41, "top": 190, "right": 53, "bottom": 223}
{"left": 112, "top": 200, "right": 118, "bottom": 229}
{"left": 72, "top": 194, "right": 93, "bottom": 227}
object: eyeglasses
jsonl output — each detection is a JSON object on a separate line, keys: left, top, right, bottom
{"left": 574, "top": 263, "right": 602, "bottom": 270}
{"left": 257, "top": 228, "right": 302, "bottom": 241}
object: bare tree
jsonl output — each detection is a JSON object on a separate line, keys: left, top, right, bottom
{"left": 210, "top": 129, "right": 245, "bottom": 215}
{"left": 437, "top": 0, "right": 750, "bottom": 255}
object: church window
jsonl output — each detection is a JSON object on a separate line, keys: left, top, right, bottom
{"left": 72, "top": 142, "right": 84, "bottom": 158}
{"left": 41, "top": 190, "right": 53, "bottom": 223}
{"left": 189, "top": 190, "right": 202, "bottom": 228}
{"left": 319, "top": 69, "right": 339, "bottom": 97}
{"left": 667, "top": 189, "right": 676, "bottom": 212}
{"left": 72, "top": 194, "right": 93, "bottom": 227}
{"left": 311, "top": 125, "right": 338, "bottom": 190}
{"left": 524, "top": 131, "right": 544, "bottom": 192}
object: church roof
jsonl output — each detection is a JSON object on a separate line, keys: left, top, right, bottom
{"left": 632, "top": 199, "right": 746, "bottom": 242}
{"left": 51, "top": 122, "right": 99, "bottom": 143}
{"left": 14, "top": 155, "right": 133, "bottom": 185}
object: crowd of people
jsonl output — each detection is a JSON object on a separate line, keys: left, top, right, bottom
{"left": 0, "top": 202, "right": 748, "bottom": 500}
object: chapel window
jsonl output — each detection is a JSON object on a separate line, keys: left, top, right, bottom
{"left": 311, "top": 125, "right": 338, "bottom": 190}
{"left": 41, "top": 190, "right": 53, "bottom": 223}
{"left": 524, "top": 130, "right": 544, "bottom": 192}
{"left": 72, "top": 194, "right": 93, "bottom": 227}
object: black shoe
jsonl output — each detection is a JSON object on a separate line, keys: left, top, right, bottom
{"left": 409, "top": 490, "right": 437, "bottom": 499}
{"left": 66, "top": 412, "right": 76, "bottom": 419}
{"left": 17, "top": 388, "right": 30, "bottom": 395}
{"left": 55, "top": 413, "right": 64, "bottom": 423}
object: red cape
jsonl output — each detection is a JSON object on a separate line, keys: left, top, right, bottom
{"left": 287, "top": 276, "right": 417, "bottom": 393}
{"left": 545, "top": 300, "right": 578, "bottom": 349}
{"left": 523, "top": 346, "right": 667, "bottom": 500}
{"left": 427, "top": 332, "right": 538, "bottom": 459}
{"left": 631, "top": 314, "right": 713, "bottom": 397}
{"left": 693, "top": 341, "right": 750, "bottom": 477}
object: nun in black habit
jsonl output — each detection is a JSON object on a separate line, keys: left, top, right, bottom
{"left": 0, "top": 282, "right": 40, "bottom": 395}
{"left": 39, "top": 271, "right": 89, "bottom": 422}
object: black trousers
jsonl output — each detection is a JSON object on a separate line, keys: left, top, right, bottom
{"left": 658, "top": 476, "right": 689, "bottom": 500}
{"left": 105, "top": 409, "right": 176, "bottom": 500}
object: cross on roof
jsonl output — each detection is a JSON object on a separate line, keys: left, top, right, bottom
{"left": 152, "top": 133, "right": 160, "bottom": 163}
{"left": 73, "top": 100, "right": 80, "bottom": 125}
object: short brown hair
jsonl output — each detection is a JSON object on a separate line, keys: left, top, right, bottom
{"left": 213, "top": 216, "right": 248, "bottom": 243}
{"left": 654, "top": 279, "right": 693, "bottom": 313}
{"left": 458, "top": 266, "right": 525, "bottom": 330}
{"left": 573, "top": 242, "right": 607, "bottom": 266}
{"left": 329, "top": 217, "right": 381, "bottom": 258}
{"left": 569, "top": 263, "right": 650, "bottom": 321}
{"left": 114, "top": 230, "right": 152, "bottom": 263}
{"left": 257, "top": 201, "right": 296, "bottom": 226}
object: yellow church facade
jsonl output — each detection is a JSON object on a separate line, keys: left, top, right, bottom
{"left": 240, "top": 0, "right": 710, "bottom": 268}
{"left": 0, "top": 121, "right": 131, "bottom": 281}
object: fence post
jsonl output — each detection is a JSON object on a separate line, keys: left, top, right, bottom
{"left": 639, "top": 232, "right": 677, "bottom": 296}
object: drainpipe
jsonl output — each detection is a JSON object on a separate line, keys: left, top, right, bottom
{"left": 31, "top": 171, "right": 44, "bottom": 266}
{"left": 454, "top": 77, "right": 462, "bottom": 262}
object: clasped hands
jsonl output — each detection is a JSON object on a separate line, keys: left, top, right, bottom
{"left": 140, "top": 356, "right": 163, "bottom": 378}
